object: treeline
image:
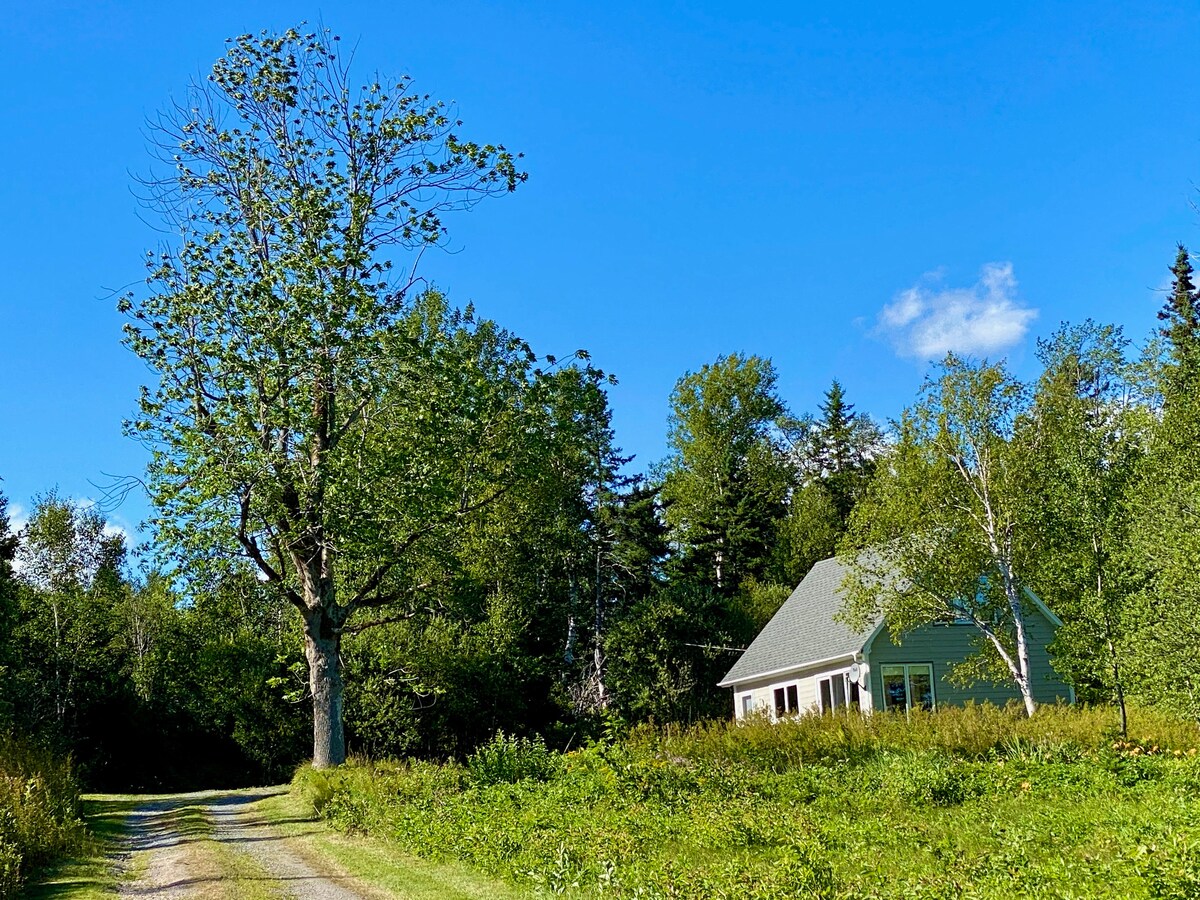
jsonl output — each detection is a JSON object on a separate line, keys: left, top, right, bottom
{"left": 6, "top": 24, "right": 1200, "bottom": 788}
{"left": 7, "top": 245, "right": 1200, "bottom": 784}
{"left": 8, "top": 244, "right": 1200, "bottom": 784}
{"left": 0, "top": 348, "right": 880, "bottom": 784}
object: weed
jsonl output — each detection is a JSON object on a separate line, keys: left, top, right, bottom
{"left": 298, "top": 704, "right": 1200, "bottom": 898}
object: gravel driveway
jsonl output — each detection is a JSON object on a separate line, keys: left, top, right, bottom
{"left": 117, "top": 789, "right": 371, "bottom": 899}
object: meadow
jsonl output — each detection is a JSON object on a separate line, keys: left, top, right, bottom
{"left": 296, "top": 705, "right": 1200, "bottom": 899}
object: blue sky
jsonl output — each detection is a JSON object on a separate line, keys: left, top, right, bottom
{"left": 2, "top": 1, "right": 1199, "bottom": 542}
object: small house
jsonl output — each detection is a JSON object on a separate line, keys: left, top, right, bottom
{"left": 719, "top": 556, "right": 1074, "bottom": 719}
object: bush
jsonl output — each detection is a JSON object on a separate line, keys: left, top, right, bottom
{"left": 0, "top": 734, "right": 84, "bottom": 896}
{"left": 467, "top": 731, "right": 559, "bottom": 786}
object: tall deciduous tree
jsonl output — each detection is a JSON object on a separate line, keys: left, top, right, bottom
{"left": 841, "top": 356, "right": 1044, "bottom": 716}
{"left": 120, "top": 27, "right": 543, "bottom": 767}
{"left": 1022, "top": 322, "right": 1148, "bottom": 735}
{"left": 1126, "top": 247, "right": 1200, "bottom": 719}
{"left": 659, "top": 353, "right": 789, "bottom": 593}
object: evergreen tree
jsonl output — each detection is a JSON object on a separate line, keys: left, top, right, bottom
{"left": 774, "top": 380, "right": 884, "bottom": 584}
{"left": 1126, "top": 246, "right": 1200, "bottom": 719}
{"left": 1159, "top": 244, "right": 1200, "bottom": 387}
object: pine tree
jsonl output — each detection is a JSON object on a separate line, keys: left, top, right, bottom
{"left": 774, "top": 381, "right": 884, "bottom": 582}
{"left": 814, "top": 380, "right": 874, "bottom": 522}
{"left": 1159, "top": 244, "right": 1200, "bottom": 389}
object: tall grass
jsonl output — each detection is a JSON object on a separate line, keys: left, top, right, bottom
{"left": 0, "top": 734, "right": 85, "bottom": 897}
{"left": 643, "top": 701, "right": 1200, "bottom": 767}
{"left": 296, "top": 704, "right": 1200, "bottom": 899}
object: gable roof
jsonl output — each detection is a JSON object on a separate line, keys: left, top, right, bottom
{"left": 718, "top": 556, "right": 878, "bottom": 687}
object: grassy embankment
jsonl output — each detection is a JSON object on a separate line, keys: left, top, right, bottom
{"left": 295, "top": 704, "right": 1200, "bottom": 900}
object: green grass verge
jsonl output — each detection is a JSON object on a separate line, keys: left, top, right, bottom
{"left": 21, "top": 797, "right": 140, "bottom": 900}
{"left": 254, "top": 790, "right": 531, "bottom": 899}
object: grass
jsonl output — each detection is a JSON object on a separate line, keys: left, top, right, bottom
{"left": 20, "top": 797, "right": 140, "bottom": 900}
{"left": 294, "top": 704, "right": 1200, "bottom": 899}
{"left": 25, "top": 786, "right": 528, "bottom": 900}
{"left": 253, "top": 789, "right": 531, "bottom": 899}
{"left": 0, "top": 736, "right": 87, "bottom": 898}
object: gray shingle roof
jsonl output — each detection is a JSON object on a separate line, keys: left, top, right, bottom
{"left": 718, "top": 556, "right": 879, "bottom": 687}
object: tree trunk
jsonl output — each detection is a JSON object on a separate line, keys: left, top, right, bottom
{"left": 304, "top": 611, "right": 346, "bottom": 769}
{"left": 593, "top": 544, "right": 608, "bottom": 709}
{"left": 998, "top": 562, "right": 1037, "bottom": 717}
{"left": 1109, "top": 637, "right": 1128, "bottom": 738}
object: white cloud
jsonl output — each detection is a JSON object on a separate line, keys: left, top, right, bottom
{"left": 7, "top": 503, "right": 28, "bottom": 535}
{"left": 7, "top": 504, "right": 27, "bottom": 573}
{"left": 876, "top": 262, "right": 1037, "bottom": 359}
{"left": 103, "top": 522, "right": 132, "bottom": 546}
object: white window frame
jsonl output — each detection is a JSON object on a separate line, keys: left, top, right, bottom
{"left": 815, "top": 667, "right": 864, "bottom": 713}
{"left": 879, "top": 662, "right": 936, "bottom": 713}
{"left": 740, "top": 693, "right": 754, "bottom": 718}
{"left": 771, "top": 680, "right": 801, "bottom": 720}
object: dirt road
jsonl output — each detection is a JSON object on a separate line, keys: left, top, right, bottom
{"left": 96, "top": 788, "right": 523, "bottom": 900}
{"left": 115, "top": 789, "right": 371, "bottom": 900}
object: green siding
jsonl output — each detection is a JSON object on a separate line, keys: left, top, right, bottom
{"left": 867, "top": 607, "right": 1072, "bottom": 710}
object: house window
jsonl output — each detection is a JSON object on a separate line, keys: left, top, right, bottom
{"left": 817, "top": 671, "right": 861, "bottom": 713}
{"left": 773, "top": 683, "right": 799, "bottom": 718}
{"left": 741, "top": 694, "right": 753, "bottom": 717}
{"left": 880, "top": 663, "right": 935, "bottom": 713}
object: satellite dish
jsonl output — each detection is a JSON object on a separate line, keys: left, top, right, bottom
{"left": 848, "top": 663, "right": 861, "bottom": 682}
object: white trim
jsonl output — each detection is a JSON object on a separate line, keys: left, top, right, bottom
{"left": 770, "top": 679, "right": 803, "bottom": 721}
{"left": 719, "top": 650, "right": 859, "bottom": 688}
{"left": 879, "top": 662, "right": 936, "bottom": 713}
{"left": 1023, "top": 586, "right": 1065, "bottom": 628}
{"left": 859, "top": 643, "right": 874, "bottom": 713}
{"left": 815, "top": 665, "right": 861, "bottom": 714}
{"left": 861, "top": 619, "right": 888, "bottom": 658}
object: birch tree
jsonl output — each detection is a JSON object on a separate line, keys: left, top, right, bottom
{"left": 840, "top": 356, "right": 1044, "bottom": 716}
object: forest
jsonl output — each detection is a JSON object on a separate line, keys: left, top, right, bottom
{"left": 5, "top": 24, "right": 1200, "bottom": 900}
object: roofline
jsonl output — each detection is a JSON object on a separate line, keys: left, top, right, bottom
{"left": 860, "top": 588, "right": 1060, "bottom": 652}
{"left": 861, "top": 618, "right": 889, "bottom": 657}
{"left": 1023, "top": 586, "right": 1064, "bottom": 628}
{"left": 719, "top": 650, "right": 860, "bottom": 688}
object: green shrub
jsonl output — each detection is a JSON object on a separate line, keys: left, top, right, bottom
{"left": 467, "top": 731, "right": 559, "bottom": 786}
{"left": 0, "top": 734, "right": 84, "bottom": 896}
